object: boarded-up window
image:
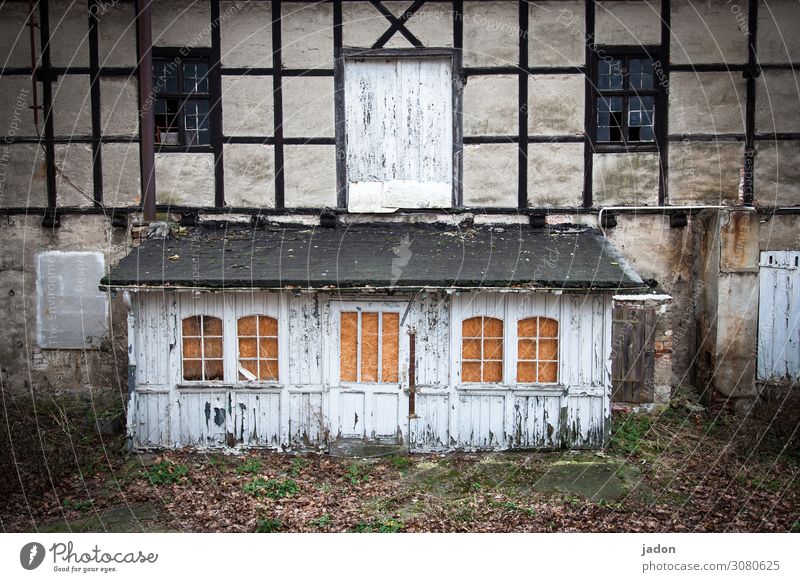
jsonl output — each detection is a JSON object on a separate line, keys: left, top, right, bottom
{"left": 344, "top": 57, "right": 453, "bottom": 210}
{"left": 462, "top": 317, "right": 504, "bottom": 383}
{"left": 517, "top": 317, "right": 559, "bottom": 383}
{"left": 182, "top": 315, "right": 223, "bottom": 381}
{"left": 340, "top": 311, "right": 399, "bottom": 383}
{"left": 237, "top": 315, "right": 279, "bottom": 381}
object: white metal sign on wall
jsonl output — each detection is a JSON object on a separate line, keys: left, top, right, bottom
{"left": 35, "top": 251, "right": 108, "bottom": 349}
{"left": 758, "top": 251, "right": 800, "bottom": 383}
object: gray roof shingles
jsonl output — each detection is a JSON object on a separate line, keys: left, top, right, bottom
{"left": 101, "top": 223, "right": 645, "bottom": 291}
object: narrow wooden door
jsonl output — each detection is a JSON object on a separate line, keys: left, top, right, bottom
{"left": 330, "top": 302, "right": 409, "bottom": 443}
{"left": 611, "top": 305, "right": 656, "bottom": 403}
{"left": 758, "top": 251, "right": 800, "bottom": 384}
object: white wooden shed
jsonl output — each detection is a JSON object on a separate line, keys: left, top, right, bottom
{"left": 102, "top": 223, "right": 646, "bottom": 453}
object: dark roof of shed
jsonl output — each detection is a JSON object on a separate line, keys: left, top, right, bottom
{"left": 101, "top": 223, "right": 645, "bottom": 291}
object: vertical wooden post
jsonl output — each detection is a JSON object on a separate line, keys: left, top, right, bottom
{"left": 408, "top": 331, "right": 416, "bottom": 417}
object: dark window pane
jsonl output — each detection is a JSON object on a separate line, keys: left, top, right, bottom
{"left": 628, "top": 96, "right": 655, "bottom": 142}
{"left": 153, "top": 61, "right": 178, "bottom": 93}
{"left": 597, "top": 96, "right": 623, "bottom": 142}
{"left": 598, "top": 58, "right": 623, "bottom": 90}
{"left": 629, "top": 58, "right": 654, "bottom": 89}
{"left": 184, "top": 99, "right": 210, "bottom": 145}
{"left": 183, "top": 62, "right": 209, "bottom": 93}
{"left": 155, "top": 98, "right": 181, "bottom": 145}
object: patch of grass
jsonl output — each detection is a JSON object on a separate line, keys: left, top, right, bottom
{"left": 452, "top": 504, "right": 475, "bottom": 522}
{"left": 205, "top": 454, "right": 229, "bottom": 471}
{"left": 346, "top": 463, "right": 370, "bottom": 485}
{"left": 236, "top": 457, "right": 263, "bottom": 475}
{"left": 144, "top": 460, "right": 189, "bottom": 485}
{"left": 289, "top": 457, "right": 308, "bottom": 477}
{"left": 609, "top": 414, "right": 652, "bottom": 455}
{"left": 62, "top": 498, "right": 94, "bottom": 512}
{"left": 388, "top": 455, "right": 412, "bottom": 470}
{"left": 313, "top": 514, "right": 332, "bottom": 528}
{"left": 242, "top": 477, "right": 300, "bottom": 499}
{"left": 255, "top": 517, "right": 282, "bottom": 533}
{"left": 351, "top": 518, "right": 404, "bottom": 533}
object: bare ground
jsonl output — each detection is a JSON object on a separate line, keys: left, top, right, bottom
{"left": 1, "top": 396, "right": 798, "bottom": 533}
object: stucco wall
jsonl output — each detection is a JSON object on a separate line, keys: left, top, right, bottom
{"left": 0, "top": 215, "right": 130, "bottom": 396}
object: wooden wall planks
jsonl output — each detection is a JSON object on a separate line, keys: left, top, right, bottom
{"left": 128, "top": 289, "right": 613, "bottom": 451}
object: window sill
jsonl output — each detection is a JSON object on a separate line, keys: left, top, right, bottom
{"left": 155, "top": 145, "right": 214, "bottom": 154}
{"left": 176, "top": 382, "right": 282, "bottom": 390}
{"left": 457, "top": 383, "right": 567, "bottom": 394}
{"left": 593, "top": 142, "right": 659, "bottom": 154}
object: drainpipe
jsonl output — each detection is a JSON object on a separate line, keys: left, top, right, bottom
{"left": 137, "top": 0, "right": 156, "bottom": 223}
{"left": 596, "top": 205, "right": 752, "bottom": 237}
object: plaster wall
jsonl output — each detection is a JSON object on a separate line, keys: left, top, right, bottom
{"left": 592, "top": 152, "right": 660, "bottom": 206}
{"left": 101, "top": 143, "right": 141, "bottom": 207}
{"left": 155, "top": 153, "right": 215, "bottom": 206}
{"left": 97, "top": 0, "right": 138, "bottom": 67}
{"left": 462, "top": 1, "right": 519, "bottom": 67}
{"left": 463, "top": 75, "right": 518, "bottom": 136}
{"left": 222, "top": 76, "right": 274, "bottom": 136}
{"left": 756, "top": 71, "right": 800, "bottom": 134}
{"left": 0, "top": 215, "right": 130, "bottom": 396}
{"left": 463, "top": 143, "right": 518, "bottom": 207}
{"left": 595, "top": 1, "right": 661, "bottom": 45}
{"left": 668, "top": 141, "right": 743, "bottom": 205}
{"left": 527, "top": 143, "right": 584, "bottom": 206}
{"left": 755, "top": 141, "right": 800, "bottom": 207}
{"left": 223, "top": 144, "right": 276, "bottom": 207}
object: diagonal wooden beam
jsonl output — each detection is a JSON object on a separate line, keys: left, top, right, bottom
{"left": 370, "top": 0, "right": 425, "bottom": 48}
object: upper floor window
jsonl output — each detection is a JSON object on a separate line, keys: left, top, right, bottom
{"left": 343, "top": 52, "right": 456, "bottom": 211}
{"left": 237, "top": 316, "right": 279, "bottom": 382}
{"left": 594, "top": 54, "right": 657, "bottom": 146}
{"left": 461, "top": 317, "right": 504, "bottom": 383}
{"left": 181, "top": 315, "right": 223, "bottom": 381}
{"left": 153, "top": 55, "right": 211, "bottom": 147}
{"left": 517, "top": 317, "right": 559, "bottom": 384}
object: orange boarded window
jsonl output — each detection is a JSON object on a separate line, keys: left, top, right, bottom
{"left": 462, "top": 317, "right": 503, "bottom": 383}
{"left": 182, "top": 315, "right": 224, "bottom": 381}
{"left": 340, "top": 311, "right": 399, "bottom": 383}
{"left": 237, "top": 315, "right": 279, "bottom": 381}
{"left": 517, "top": 317, "right": 559, "bottom": 383}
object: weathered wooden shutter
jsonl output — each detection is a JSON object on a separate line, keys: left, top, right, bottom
{"left": 344, "top": 57, "right": 452, "bottom": 210}
{"left": 611, "top": 305, "right": 656, "bottom": 403}
{"left": 758, "top": 251, "right": 800, "bottom": 384}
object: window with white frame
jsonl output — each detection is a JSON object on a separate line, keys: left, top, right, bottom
{"left": 461, "top": 317, "right": 504, "bottom": 383}
{"left": 181, "top": 315, "right": 224, "bottom": 381}
{"left": 344, "top": 55, "right": 454, "bottom": 211}
{"left": 516, "top": 317, "right": 559, "bottom": 384}
{"left": 237, "top": 315, "right": 279, "bottom": 382}
{"left": 180, "top": 313, "right": 280, "bottom": 383}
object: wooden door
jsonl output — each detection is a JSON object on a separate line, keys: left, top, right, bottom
{"left": 611, "top": 305, "right": 656, "bottom": 403}
{"left": 330, "top": 301, "right": 409, "bottom": 443}
{"left": 758, "top": 251, "right": 800, "bottom": 384}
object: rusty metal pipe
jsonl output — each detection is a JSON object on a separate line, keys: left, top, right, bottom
{"left": 27, "top": 0, "right": 39, "bottom": 131}
{"left": 137, "top": 0, "right": 156, "bottom": 222}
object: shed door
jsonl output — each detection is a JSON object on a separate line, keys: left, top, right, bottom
{"left": 611, "top": 305, "right": 656, "bottom": 403}
{"left": 758, "top": 251, "right": 800, "bottom": 384}
{"left": 331, "top": 302, "right": 409, "bottom": 444}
